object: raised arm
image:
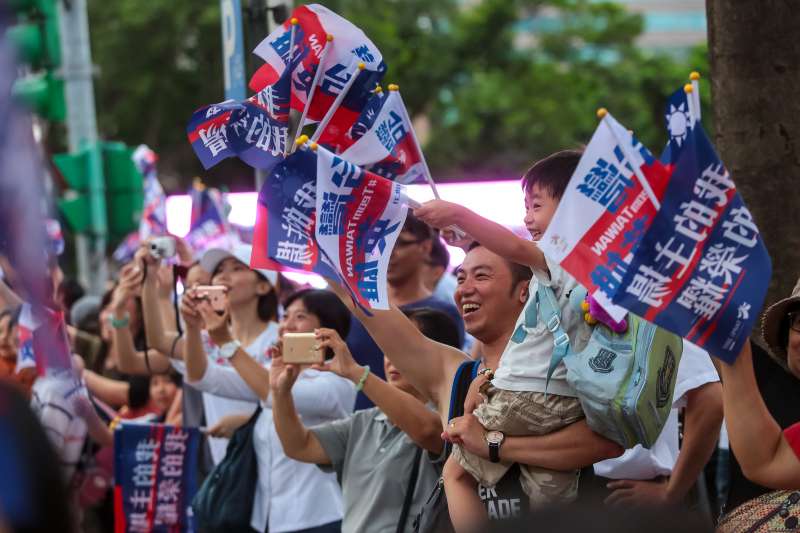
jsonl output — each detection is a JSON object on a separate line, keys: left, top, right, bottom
{"left": 719, "top": 342, "right": 800, "bottom": 488}
{"left": 414, "top": 200, "right": 546, "bottom": 272}
{"left": 0, "top": 276, "right": 21, "bottom": 310}
{"left": 315, "top": 328, "right": 443, "bottom": 454}
{"left": 446, "top": 414, "right": 623, "bottom": 471}
{"left": 83, "top": 370, "right": 129, "bottom": 409}
{"left": 137, "top": 247, "right": 184, "bottom": 359}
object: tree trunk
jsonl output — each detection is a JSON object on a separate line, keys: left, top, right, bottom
{"left": 706, "top": 0, "right": 800, "bottom": 326}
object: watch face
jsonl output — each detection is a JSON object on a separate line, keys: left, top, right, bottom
{"left": 486, "top": 431, "right": 504, "bottom": 445}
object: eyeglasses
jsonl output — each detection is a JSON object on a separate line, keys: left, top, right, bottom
{"left": 789, "top": 311, "right": 800, "bottom": 333}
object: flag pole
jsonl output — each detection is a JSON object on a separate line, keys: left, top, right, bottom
{"left": 309, "top": 61, "right": 366, "bottom": 143}
{"left": 291, "top": 34, "right": 333, "bottom": 153}
{"left": 280, "top": 17, "right": 299, "bottom": 157}
{"left": 598, "top": 108, "right": 661, "bottom": 211}
{"left": 683, "top": 83, "right": 698, "bottom": 127}
{"left": 690, "top": 71, "right": 701, "bottom": 120}
{"left": 390, "top": 85, "right": 441, "bottom": 199}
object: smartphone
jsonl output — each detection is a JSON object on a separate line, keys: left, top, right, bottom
{"left": 194, "top": 285, "right": 228, "bottom": 313}
{"left": 149, "top": 236, "right": 176, "bottom": 260}
{"left": 282, "top": 332, "right": 323, "bottom": 365}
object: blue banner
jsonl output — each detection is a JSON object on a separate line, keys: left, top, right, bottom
{"left": 114, "top": 424, "right": 200, "bottom": 533}
{"left": 220, "top": 0, "right": 246, "bottom": 101}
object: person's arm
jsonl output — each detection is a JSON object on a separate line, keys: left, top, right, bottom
{"left": 445, "top": 414, "right": 623, "bottom": 471}
{"left": 73, "top": 394, "right": 115, "bottom": 447}
{"left": 137, "top": 246, "right": 184, "bottom": 359}
{"left": 414, "top": 200, "right": 546, "bottom": 271}
{"left": 326, "top": 278, "right": 464, "bottom": 408}
{"left": 206, "top": 412, "right": 251, "bottom": 439}
{"left": 719, "top": 342, "right": 800, "bottom": 488}
{"left": 0, "top": 277, "right": 21, "bottom": 309}
{"left": 83, "top": 370, "right": 129, "bottom": 408}
{"left": 605, "top": 381, "right": 724, "bottom": 506}
{"left": 270, "top": 356, "right": 332, "bottom": 464}
{"left": 314, "top": 327, "right": 443, "bottom": 454}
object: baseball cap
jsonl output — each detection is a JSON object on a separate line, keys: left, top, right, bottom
{"left": 199, "top": 243, "right": 278, "bottom": 286}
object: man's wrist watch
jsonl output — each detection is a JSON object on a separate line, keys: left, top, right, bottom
{"left": 218, "top": 340, "right": 242, "bottom": 360}
{"left": 486, "top": 430, "right": 505, "bottom": 463}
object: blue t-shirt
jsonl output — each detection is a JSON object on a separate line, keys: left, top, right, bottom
{"left": 345, "top": 295, "right": 465, "bottom": 410}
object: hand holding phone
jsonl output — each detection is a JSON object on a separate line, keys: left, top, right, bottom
{"left": 282, "top": 332, "right": 323, "bottom": 365}
{"left": 194, "top": 285, "right": 228, "bottom": 314}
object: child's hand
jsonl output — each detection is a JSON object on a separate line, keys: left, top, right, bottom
{"left": 441, "top": 228, "right": 473, "bottom": 251}
{"left": 413, "top": 200, "right": 463, "bottom": 230}
{"left": 463, "top": 372, "right": 491, "bottom": 414}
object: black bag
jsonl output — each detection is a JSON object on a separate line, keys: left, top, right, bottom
{"left": 412, "top": 360, "right": 478, "bottom": 533}
{"left": 192, "top": 406, "right": 261, "bottom": 533}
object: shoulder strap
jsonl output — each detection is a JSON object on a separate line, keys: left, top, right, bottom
{"left": 445, "top": 360, "right": 480, "bottom": 456}
{"left": 535, "top": 283, "right": 571, "bottom": 391}
{"left": 396, "top": 446, "right": 424, "bottom": 533}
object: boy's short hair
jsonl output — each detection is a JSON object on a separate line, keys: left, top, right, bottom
{"left": 402, "top": 212, "right": 435, "bottom": 242}
{"left": 521, "top": 149, "right": 583, "bottom": 201}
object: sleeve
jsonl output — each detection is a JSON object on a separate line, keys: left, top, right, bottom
{"left": 309, "top": 414, "right": 355, "bottom": 474}
{"left": 181, "top": 360, "right": 260, "bottom": 403}
{"left": 783, "top": 423, "right": 800, "bottom": 460}
{"left": 263, "top": 371, "right": 356, "bottom": 419}
{"left": 672, "top": 340, "right": 720, "bottom": 408}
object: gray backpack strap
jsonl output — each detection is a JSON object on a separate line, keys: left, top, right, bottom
{"left": 535, "top": 283, "right": 571, "bottom": 390}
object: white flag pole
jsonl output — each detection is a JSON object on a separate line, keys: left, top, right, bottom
{"left": 598, "top": 108, "right": 661, "bottom": 211}
{"left": 683, "top": 83, "right": 698, "bottom": 127}
{"left": 291, "top": 34, "right": 333, "bottom": 153}
{"left": 690, "top": 71, "right": 701, "bottom": 121}
{"left": 309, "top": 61, "right": 366, "bottom": 143}
{"left": 280, "top": 18, "right": 299, "bottom": 157}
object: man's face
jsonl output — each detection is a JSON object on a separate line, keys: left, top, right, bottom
{"left": 387, "top": 230, "right": 430, "bottom": 286}
{"left": 454, "top": 246, "right": 527, "bottom": 343}
{"left": 523, "top": 183, "right": 560, "bottom": 241}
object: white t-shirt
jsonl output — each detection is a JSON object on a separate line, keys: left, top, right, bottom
{"left": 31, "top": 372, "right": 88, "bottom": 482}
{"left": 593, "top": 340, "right": 719, "bottom": 479}
{"left": 188, "top": 354, "right": 356, "bottom": 532}
{"left": 172, "top": 323, "right": 278, "bottom": 464}
{"left": 492, "top": 258, "right": 591, "bottom": 397}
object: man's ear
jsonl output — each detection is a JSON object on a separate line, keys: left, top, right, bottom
{"left": 516, "top": 280, "right": 529, "bottom": 305}
{"left": 420, "top": 238, "right": 433, "bottom": 257}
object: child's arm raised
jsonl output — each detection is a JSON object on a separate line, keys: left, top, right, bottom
{"left": 414, "top": 200, "right": 547, "bottom": 272}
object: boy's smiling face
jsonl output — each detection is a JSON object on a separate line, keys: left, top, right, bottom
{"left": 524, "top": 183, "right": 559, "bottom": 242}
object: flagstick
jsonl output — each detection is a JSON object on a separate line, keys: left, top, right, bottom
{"left": 690, "top": 71, "right": 701, "bottom": 121}
{"left": 291, "top": 34, "right": 334, "bottom": 153}
{"left": 597, "top": 108, "right": 661, "bottom": 211}
{"left": 309, "top": 61, "right": 366, "bottom": 143}
{"left": 684, "top": 83, "right": 697, "bottom": 127}
{"left": 280, "top": 18, "right": 300, "bottom": 157}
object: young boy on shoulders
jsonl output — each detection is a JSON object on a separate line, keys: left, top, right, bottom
{"left": 415, "top": 150, "right": 593, "bottom": 530}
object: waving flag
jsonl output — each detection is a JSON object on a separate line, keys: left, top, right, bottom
{"left": 250, "top": 4, "right": 386, "bottom": 137}
{"left": 15, "top": 303, "right": 72, "bottom": 376}
{"left": 612, "top": 123, "right": 771, "bottom": 363}
{"left": 186, "top": 187, "right": 232, "bottom": 253}
{"left": 335, "top": 88, "right": 427, "bottom": 184}
{"left": 540, "top": 113, "right": 672, "bottom": 321}
{"left": 186, "top": 100, "right": 242, "bottom": 170}
{"left": 660, "top": 87, "right": 693, "bottom": 166}
{"left": 314, "top": 146, "right": 408, "bottom": 310}
{"left": 250, "top": 148, "right": 339, "bottom": 280}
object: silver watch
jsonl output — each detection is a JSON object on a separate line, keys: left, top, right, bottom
{"left": 218, "top": 340, "right": 242, "bottom": 359}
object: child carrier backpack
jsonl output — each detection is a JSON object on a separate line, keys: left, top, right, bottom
{"left": 536, "top": 283, "right": 683, "bottom": 449}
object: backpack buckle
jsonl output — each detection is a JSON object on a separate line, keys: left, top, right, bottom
{"left": 547, "top": 315, "right": 561, "bottom": 332}
{"left": 553, "top": 332, "right": 570, "bottom": 347}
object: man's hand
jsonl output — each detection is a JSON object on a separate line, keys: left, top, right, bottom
{"left": 604, "top": 478, "right": 673, "bottom": 508}
{"left": 443, "top": 414, "right": 489, "bottom": 460}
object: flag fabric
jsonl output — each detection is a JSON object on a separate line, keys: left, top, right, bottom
{"left": 336, "top": 89, "right": 427, "bottom": 184}
{"left": 15, "top": 303, "right": 72, "bottom": 376}
{"left": 186, "top": 100, "right": 242, "bottom": 170}
{"left": 540, "top": 113, "right": 672, "bottom": 321}
{"left": 250, "top": 4, "right": 386, "bottom": 137}
{"left": 250, "top": 148, "right": 339, "bottom": 281}
{"left": 660, "top": 87, "right": 693, "bottom": 166}
{"left": 314, "top": 146, "right": 408, "bottom": 310}
{"left": 185, "top": 187, "right": 232, "bottom": 253}
{"left": 611, "top": 123, "right": 771, "bottom": 363}
{"left": 113, "top": 424, "right": 200, "bottom": 533}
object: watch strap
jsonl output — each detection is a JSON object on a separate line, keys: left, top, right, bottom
{"left": 219, "top": 340, "right": 241, "bottom": 359}
{"left": 489, "top": 441, "right": 501, "bottom": 463}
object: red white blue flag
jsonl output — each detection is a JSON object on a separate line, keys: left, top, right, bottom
{"left": 15, "top": 303, "right": 73, "bottom": 376}
{"left": 660, "top": 86, "right": 693, "bottom": 166}
{"left": 331, "top": 89, "right": 427, "bottom": 185}
{"left": 314, "top": 146, "right": 408, "bottom": 310}
{"left": 114, "top": 424, "right": 200, "bottom": 533}
{"left": 612, "top": 123, "right": 771, "bottom": 363}
{"left": 540, "top": 113, "right": 672, "bottom": 322}
{"left": 186, "top": 187, "right": 232, "bottom": 253}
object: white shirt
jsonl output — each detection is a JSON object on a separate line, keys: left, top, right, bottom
{"left": 172, "top": 323, "right": 278, "bottom": 464}
{"left": 593, "top": 340, "right": 719, "bottom": 479}
{"left": 188, "top": 356, "right": 356, "bottom": 532}
{"left": 492, "top": 258, "right": 591, "bottom": 397}
{"left": 31, "top": 373, "right": 88, "bottom": 482}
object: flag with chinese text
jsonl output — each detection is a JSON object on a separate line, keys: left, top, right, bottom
{"left": 333, "top": 89, "right": 427, "bottom": 184}
{"left": 314, "top": 146, "right": 408, "bottom": 310}
{"left": 540, "top": 113, "right": 672, "bottom": 322}
{"left": 185, "top": 187, "right": 232, "bottom": 253}
{"left": 114, "top": 424, "right": 200, "bottom": 533}
{"left": 612, "top": 123, "right": 771, "bottom": 363}
{"left": 186, "top": 100, "right": 242, "bottom": 170}
{"left": 15, "top": 303, "right": 72, "bottom": 376}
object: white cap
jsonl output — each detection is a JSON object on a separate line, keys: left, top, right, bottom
{"left": 200, "top": 243, "right": 278, "bottom": 286}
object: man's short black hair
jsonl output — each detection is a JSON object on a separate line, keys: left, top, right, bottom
{"left": 403, "top": 307, "right": 461, "bottom": 349}
{"left": 427, "top": 236, "right": 450, "bottom": 270}
{"left": 465, "top": 241, "right": 533, "bottom": 295}
{"left": 402, "top": 211, "right": 435, "bottom": 242}
{"left": 520, "top": 149, "right": 583, "bottom": 201}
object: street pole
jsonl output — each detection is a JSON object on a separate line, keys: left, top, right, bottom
{"left": 58, "top": 0, "right": 107, "bottom": 295}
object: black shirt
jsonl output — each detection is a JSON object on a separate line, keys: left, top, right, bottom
{"left": 725, "top": 341, "right": 800, "bottom": 511}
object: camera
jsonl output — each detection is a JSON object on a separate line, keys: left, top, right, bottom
{"left": 149, "top": 236, "right": 176, "bottom": 260}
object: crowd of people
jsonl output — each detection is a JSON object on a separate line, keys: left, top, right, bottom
{"left": 0, "top": 149, "right": 799, "bottom": 533}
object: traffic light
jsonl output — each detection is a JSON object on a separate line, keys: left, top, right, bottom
{"left": 56, "top": 142, "right": 144, "bottom": 240}
{"left": 8, "top": 0, "right": 65, "bottom": 121}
